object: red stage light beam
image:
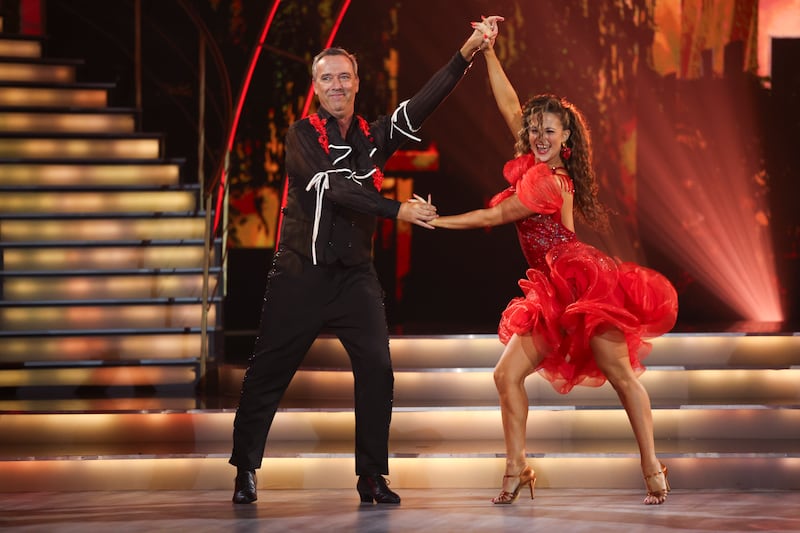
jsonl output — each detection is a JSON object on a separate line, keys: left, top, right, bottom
{"left": 213, "top": 0, "right": 282, "bottom": 234}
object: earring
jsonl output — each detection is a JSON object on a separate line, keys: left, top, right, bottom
{"left": 560, "top": 143, "right": 572, "bottom": 160}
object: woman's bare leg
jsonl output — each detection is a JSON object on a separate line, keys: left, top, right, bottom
{"left": 590, "top": 330, "right": 667, "bottom": 503}
{"left": 493, "top": 333, "right": 541, "bottom": 491}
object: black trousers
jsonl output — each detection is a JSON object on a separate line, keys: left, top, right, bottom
{"left": 229, "top": 248, "right": 394, "bottom": 475}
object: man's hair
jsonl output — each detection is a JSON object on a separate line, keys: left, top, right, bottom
{"left": 311, "top": 47, "right": 359, "bottom": 79}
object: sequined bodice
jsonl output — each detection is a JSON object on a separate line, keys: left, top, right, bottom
{"left": 516, "top": 213, "right": 577, "bottom": 271}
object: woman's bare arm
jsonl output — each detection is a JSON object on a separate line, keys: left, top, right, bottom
{"left": 432, "top": 194, "right": 532, "bottom": 229}
{"left": 477, "top": 16, "right": 523, "bottom": 138}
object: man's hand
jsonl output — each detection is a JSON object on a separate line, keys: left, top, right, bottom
{"left": 461, "top": 14, "right": 502, "bottom": 60}
{"left": 398, "top": 194, "right": 437, "bottom": 229}
{"left": 471, "top": 15, "right": 504, "bottom": 50}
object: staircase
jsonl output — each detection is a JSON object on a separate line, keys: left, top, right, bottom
{"left": 1, "top": 332, "right": 798, "bottom": 492}
{"left": 0, "top": 17, "right": 220, "bottom": 402}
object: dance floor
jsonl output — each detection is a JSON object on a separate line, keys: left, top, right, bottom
{"left": 2, "top": 488, "right": 799, "bottom": 532}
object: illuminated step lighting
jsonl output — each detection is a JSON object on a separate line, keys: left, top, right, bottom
{"left": 0, "top": 191, "right": 197, "bottom": 214}
{"left": 0, "top": 397, "right": 200, "bottom": 413}
{"left": 0, "top": 163, "right": 179, "bottom": 186}
{"left": 0, "top": 87, "right": 107, "bottom": 107}
{"left": 0, "top": 304, "right": 214, "bottom": 330}
{"left": 257, "top": 406, "right": 800, "bottom": 442}
{"left": 0, "top": 334, "right": 202, "bottom": 363}
{"left": 0, "top": 138, "right": 160, "bottom": 159}
{"left": 649, "top": 334, "right": 800, "bottom": 367}
{"left": 0, "top": 39, "right": 41, "bottom": 58}
{"left": 2, "top": 246, "right": 210, "bottom": 271}
{"left": 0, "top": 63, "right": 75, "bottom": 83}
{"left": 0, "top": 366, "right": 198, "bottom": 388}
{"left": 2, "top": 456, "right": 799, "bottom": 492}
{"left": 305, "top": 333, "right": 800, "bottom": 371}
{"left": 2, "top": 274, "right": 217, "bottom": 301}
{"left": 0, "top": 112, "right": 135, "bottom": 133}
{"left": 0, "top": 217, "right": 206, "bottom": 241}
{"left": 3, "top": 409, "right": 798, "bottom": 447}
{"left": 280, "top": 368, "right": 800, "bottom": 404}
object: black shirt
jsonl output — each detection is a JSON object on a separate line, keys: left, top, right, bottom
{"left": 280, "top": 51, "right": 472, "bottom": 266}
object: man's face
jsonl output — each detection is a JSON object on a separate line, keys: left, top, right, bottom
{"left": 313, "top": 55, "right": 359, "bottom": 120}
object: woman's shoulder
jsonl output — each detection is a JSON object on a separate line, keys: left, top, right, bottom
{"left": 551, "top": 167, "right": 574, "bottom": 193}
{"left": 502, "top": 153, "right": 536, "bottom": 184}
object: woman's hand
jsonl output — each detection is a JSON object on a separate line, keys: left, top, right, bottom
{"left": 400, "top": 193, "right": 438, "bottom": 229}
{"left": 470, "top": 15, "right": 505, "bottom": 49}
{"left": 461, "top": 14, "right": 503, "bottom": 60}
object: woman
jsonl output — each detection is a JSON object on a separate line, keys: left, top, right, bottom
{"left": 431, "top": 16, "right": 678, "bottom": 505}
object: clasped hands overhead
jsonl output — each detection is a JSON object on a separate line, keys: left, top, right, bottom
{"left": 401, "top": 14, "right": 505, "bottom": 230}
{"left": 471, "top": 15, "right": 504, "bottom": 51}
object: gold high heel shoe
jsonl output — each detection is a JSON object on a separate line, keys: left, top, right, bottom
{"left": 491, "top": 465, "right": 536, "bottom": 504}
{"left": 643, "top": 463, "right": 670, "bottom": 505}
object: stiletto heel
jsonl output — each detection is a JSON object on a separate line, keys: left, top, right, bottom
{"left": 643, "top": 463, "right": 670, "bottom": 505}
{"left": 491, "top": 465, "right": 536, "bottom": 504}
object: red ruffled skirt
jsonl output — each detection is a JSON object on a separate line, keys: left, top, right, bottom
{"left": 498, "top": 240, "right": 678, "bottom": 394}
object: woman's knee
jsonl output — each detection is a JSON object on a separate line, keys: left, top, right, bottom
{"left": 493, "top": 366, "right": 509, "bottom": 389}
{"left": 493, "top": 361, "right": 527, "bottom": 392}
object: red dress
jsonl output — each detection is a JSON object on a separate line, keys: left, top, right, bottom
{"left": 492, "top": 154, "right": 678, "bottom": 394}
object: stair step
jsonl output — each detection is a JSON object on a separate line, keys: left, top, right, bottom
{"left": 0, "top": 161, "right": 181, "bottom": 186}
{"left": 4, "top": 211, "right": 213, "bottom": 219}
{"left": 0, "top": 302, "right": 214, "bottom": 330}
{"left": 0, "top": 59, "right": 77, "bottom": 83}
{"left": 1, "top": 408, "right": 797, "bottom": 448}
{"left": 216, "top": 366, "right": 800, "bottom": 406}
{"left": 0, "top": 330, "right": 796, "bottom": 491}
{"left": 0, "top": 39, "right": 42, "bottom": 59}
{"left": 0, "top": 56, "right": 81, "bottom": 65}
{"left": 298, "top": 334, "right": 800, "bottom": 370}
{"left": 0, "top": 409, "right": 796, "bottom": 490}
{"left": 0, "top": 455, "right": 798, "bottom": 491}
{"left": 0, "top": 216, "right": 207, "bottom": 242}
{"left": 0, "top": 109, "right": 136, "bottom": 133}
{"left": 0, "top": 272, "right": 219, "bottom": 301}
{"left": 0, "top": 362, "right": 199, "bottom": 388}
{"left": 0, "top": 190, "right": 198, "bottom": 214}
{"left": 0, "top": 327, "right": 208, "bottom": 337}
{"left": 0, "top": 395, "right": 202, "bottom": 413}
{"left": 0, "top": 83, "right": 109, "bottom": 107}
{"left": 0, "top": 135, "right": 161, "bottom": 159}
{"left": 0, "top": 332, "right": 203, "bottom": 363}
{"left": 0, "top": 243, "right": 214, "bottom": 271}
{"left": 0, "top": 267, "right": 219, "bottom": 276}
{"left": 0, "top": 296, "right": 218, "bottom": 306}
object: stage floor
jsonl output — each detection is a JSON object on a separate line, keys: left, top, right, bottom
{"left": 2, "top": 488, "right": 799, "bottom": 532}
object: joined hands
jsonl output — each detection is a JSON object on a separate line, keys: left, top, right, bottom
{"left": 470, "top": 15, "right": 505, "bottom": 50}
{"left": 399, "top": 193, "right": 437, "bottom": 229}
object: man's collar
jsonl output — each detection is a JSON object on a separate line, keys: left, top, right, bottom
{"left": 315, "top": 107, "right": 355, "bottom": 126}
{"left": 315, "top": 107, "right": 333, "bottom": 121}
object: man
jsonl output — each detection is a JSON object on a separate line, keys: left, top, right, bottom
{"left": 230, "top": 23, "right": 493, "bottom": 505}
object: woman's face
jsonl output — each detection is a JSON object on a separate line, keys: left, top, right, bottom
{"left": 528, "top": 111, "right": 570, "bottom": 166}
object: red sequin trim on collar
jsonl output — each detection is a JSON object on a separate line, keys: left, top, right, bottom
{"left": 308, "top": 113, "right": 383, "bottom": 191}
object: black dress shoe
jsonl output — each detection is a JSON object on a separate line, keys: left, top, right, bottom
{"left": 232, "top": 469, "right": 257, "bottom": 504}
{"left": 356, "top": 474, "right": 401, "bottom": 504}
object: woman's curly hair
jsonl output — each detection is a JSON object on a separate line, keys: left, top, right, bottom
{"left": 516, "top": 94, "right": 609, "bottom": 231}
